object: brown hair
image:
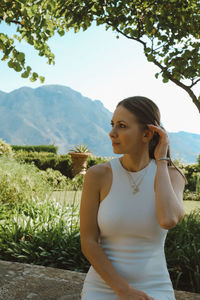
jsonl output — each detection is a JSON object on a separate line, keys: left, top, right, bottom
{"left": 117, "top": 96, "right": 188, "bottom": 184}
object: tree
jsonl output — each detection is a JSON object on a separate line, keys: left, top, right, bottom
{"left": 0, "top": 0, "right": 65, "bottom": 83}
{"left": 57, "top": 0, "right": 200, "bottom": 112}
{"left": 1, "top": 0, "right": 200, "bottom": 113}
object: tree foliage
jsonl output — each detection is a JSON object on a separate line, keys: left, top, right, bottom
{"left": 0, "top": 0, "right": 66, "bottom": 83}
{"left": 1, "top": 0, "right": 200, "bottom": 112}
{"left": 57, "top": 0, "right": 200, "bottom": 112}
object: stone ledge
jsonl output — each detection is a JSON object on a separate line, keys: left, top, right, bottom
{"left": 0, "top": 260, "right": 199, "bottom": 300}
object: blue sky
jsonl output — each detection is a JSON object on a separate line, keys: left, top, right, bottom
{"left": 0, "top": 22, "right": 200, "bottom": 134}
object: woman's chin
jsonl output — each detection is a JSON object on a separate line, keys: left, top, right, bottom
{"left": 112, "top": 148, "right": 123, "bottom": 154}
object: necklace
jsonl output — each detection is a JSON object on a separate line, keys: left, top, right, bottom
{"left": 120, "top": 159, "right": 150, "bottom": 194}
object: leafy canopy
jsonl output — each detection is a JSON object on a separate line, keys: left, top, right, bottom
{"left": 0, "top": 0, "right": 66, "bottom": 83}
{"left": 1, "top": 0, "right": 200, "bottom": 111}
{"left": 57, "top": 0, "right": 200, "bottom": 112}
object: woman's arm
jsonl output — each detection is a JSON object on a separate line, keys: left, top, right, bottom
{"left": 80, "top": 165, "right": 130, "bottom": 297}
{"left": 154, "top": 160, "right": 185, "bottom": 229}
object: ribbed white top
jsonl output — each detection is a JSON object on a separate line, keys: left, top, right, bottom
{"left": 81, "top": 157, "right": 176, "bottom": 300}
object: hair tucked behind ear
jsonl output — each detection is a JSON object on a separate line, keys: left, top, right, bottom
{"left": 117, "top": 96, "right": 188, "bottom": 185}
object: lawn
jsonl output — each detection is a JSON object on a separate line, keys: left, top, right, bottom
{"left": 183, "top": 200, "right": 200, "bottom": 214}
{"left": 51, "top": 191, "right": 200, "bottom": 215}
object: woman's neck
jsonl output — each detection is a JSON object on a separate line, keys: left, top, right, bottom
{"left": 120, "top": 154, "right": 151, "bottom": 172}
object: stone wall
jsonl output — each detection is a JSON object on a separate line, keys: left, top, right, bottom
{"left": 0, "top": 260, "right": 199, "bottom": 300}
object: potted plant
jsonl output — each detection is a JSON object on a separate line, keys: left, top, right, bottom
{"left": 68, "top": 144, "right": 91, "bottom": 176}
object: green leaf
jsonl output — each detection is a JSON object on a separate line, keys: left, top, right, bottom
{"left": 26, "top": 66, "right": 32, "bottom": 74}
{"left": 8, "top": 60, "right": 14, "bottom": 68}
{"left": 58, "top": 29, "right": 65, "bottom": 36}
{"left": 39, "top": 76, "right": 45, "bottom": 83}
{"left": 162, "top": 78, "right": 169, "bottom": 83}
{"left": 16, "top": 52, "right": 25, "bottom": 62}
{"left": 147, "top": 54, "right": 154, "bottom": 62}
{"left": 145, "top": 48, "right": 152, "bottom": 53}
{"left": 14, "top": 63, "right": 23, "bottom": 72}
{"left": 91, "top": 5, "right": 97, "bottom": 13}
{"left": 21, "top": 71, "right": 29, "bottom": 78}
{"left": 30, "top": 72, "right": 38, "bottom": 82}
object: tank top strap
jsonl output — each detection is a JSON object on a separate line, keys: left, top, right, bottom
{"left": 109, "top": 157, "right": 120, "bottom": 172}
{"left": 109, "top": 157, "right": 126, "bottom": 184}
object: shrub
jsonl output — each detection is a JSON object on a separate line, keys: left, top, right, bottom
{"left": 40, "top": 168, "right": 69, "bottom": 190}
{"left": 0, "top": 138, "right": 13, "bottom": 156}
{"left": 11, "top": 145, "right": 58, "bottom": 154}
{"left": 182, "top": 164, "right": 200, "bottom": 191}
{"left": 165, "top": 209, "right": 200, "bottom": 293}
{"left": 183, "top": 191, "right": 200, "bottom": 201}
{"left": 65, "top": 174, "right": 84, "bottom": 191}
{"left": 14, "top": 151, "right": 73, "bottom": 178}
{"left": 0, "top": 155, "right": 51, "bottom": 204}
{"left": 172, "top": 159, "right": 200, "bottom": 192}
{"left": 195, "top": 173, "right": 200, "bottom": 193}
{"left": 0, "top": 195, "right": 199, "bottom": 292}
{"left": 87, "top": 155, "right": 109, "bottom": 168}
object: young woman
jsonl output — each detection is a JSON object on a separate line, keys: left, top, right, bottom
{"left": 80, "top": 96, "right": 187, "bottom": 300}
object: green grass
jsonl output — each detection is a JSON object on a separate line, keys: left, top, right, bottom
{"left": 51, "top": 191, "right": 200, "bottom": 215}
{"left": 183, "top": 200, "right": 200, "bottom": 214}
{"left": 51, "top": 190, "right": 82, "bottom": 206}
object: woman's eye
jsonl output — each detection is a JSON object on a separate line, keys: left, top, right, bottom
{"left": 110, "top": 123, "right": 126, "bottom": 128}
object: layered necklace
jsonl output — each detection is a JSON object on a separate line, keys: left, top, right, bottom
{"left": 120, "top": 158, "right": 151, "bottom": 194}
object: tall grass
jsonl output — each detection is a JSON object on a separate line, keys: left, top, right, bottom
{"left": 0, "top": 192, "right": 88, "bottom": 272}
{"left": 0, "top": 155, "right": 51, "bottom": 203}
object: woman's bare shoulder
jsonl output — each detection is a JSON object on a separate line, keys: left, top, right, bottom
{"left": 86, "top": 161, "right": 112, "bottom": 177}
{"left": 86, "top": 161, "right": 111, "bottom": 180}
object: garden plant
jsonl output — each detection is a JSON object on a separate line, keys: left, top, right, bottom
{"left": 0, "top": 152, "right": 199, "bottom": 293}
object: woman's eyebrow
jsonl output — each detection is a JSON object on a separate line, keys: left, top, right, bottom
{"left": 111, "top": 120, "right": 127, "bottom": 123}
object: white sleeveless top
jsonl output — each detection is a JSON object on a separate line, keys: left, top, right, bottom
{"left": 81, "top": 157, "right": 176, "bottom": 300}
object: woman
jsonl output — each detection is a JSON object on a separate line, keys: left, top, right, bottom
{"left": 80, "top": 96, "right": 187, "bottom": 300}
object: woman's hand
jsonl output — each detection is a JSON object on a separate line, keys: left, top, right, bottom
{"left": 147, "top": 120, "right": 170, "bottom": 161}
{"left": 119, "top": 286, "right": 155, "bottom": 300}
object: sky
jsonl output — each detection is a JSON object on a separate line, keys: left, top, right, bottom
{"left": 0, "top": 22, "right": 200, "bottom": 134}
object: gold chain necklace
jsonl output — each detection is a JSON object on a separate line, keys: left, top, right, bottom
{"left": 121, "top": 159, "right": 150, "bottom": 194}
{"left": 125, "top": 168, "right": 148, "bottom": 194}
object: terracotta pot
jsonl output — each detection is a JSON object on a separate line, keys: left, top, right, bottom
{"left": 69, "top": 152, "right": 91, "bottom": 176}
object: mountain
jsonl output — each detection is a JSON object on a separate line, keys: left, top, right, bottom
{"left": 0, "top": 85, "right": 199, "bottom": 163}
{"left": 0, "top": 85, "right": 113, "bottom": 156}
{"left": 168, "top": 131, "right": 200, "bottom": 164}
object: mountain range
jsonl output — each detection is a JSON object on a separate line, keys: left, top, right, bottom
{"left": 0, "top": 85, "right": 199, "bottom": 164}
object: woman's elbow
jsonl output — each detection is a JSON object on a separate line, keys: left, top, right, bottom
{"left": 160, "top": 213, "right": 184, "bottom": 230}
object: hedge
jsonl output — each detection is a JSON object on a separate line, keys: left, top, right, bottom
{"left": 11, "top": 145, "right": 58, "bottom": 154}
{"left": 14, "top": 151, "right": 72, "bottom": 178}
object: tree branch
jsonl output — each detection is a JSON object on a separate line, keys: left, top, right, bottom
{"left": 105, "top": 20, "right": 146, "bottom": 48}
{"left": 152, "top": 59, "right": 200, "bottom": 113}
{"left": 190, "top": 78, "right": 200, "bottom": 88}
{"left": 105, "top": 21, "right": 200, "bottom": 113}
{"left": 0, "top": 16, "right": 22, "bottom": 26}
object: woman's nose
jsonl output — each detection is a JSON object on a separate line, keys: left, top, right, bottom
{"left": 109, "top": 127, "right": 118, "bottom": 138}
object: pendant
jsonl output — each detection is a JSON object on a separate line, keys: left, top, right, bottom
{"left": 132, "top": 185, "right": 139, "bottom": 194}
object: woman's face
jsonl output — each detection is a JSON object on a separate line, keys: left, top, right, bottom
{"left": 109, "top": 105, "right": 147, "bottom": 154}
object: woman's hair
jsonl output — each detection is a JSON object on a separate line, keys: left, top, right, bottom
{"left": 117, "top": 96, "right": 188, "bottom": 184}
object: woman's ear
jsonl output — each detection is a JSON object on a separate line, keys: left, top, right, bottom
{"left": 142, "top": 128, "right": 154, "bottom": 142}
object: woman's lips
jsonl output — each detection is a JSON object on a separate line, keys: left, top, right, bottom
{"left": 112, "top": 142, "right": 120, "bottom": 146}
